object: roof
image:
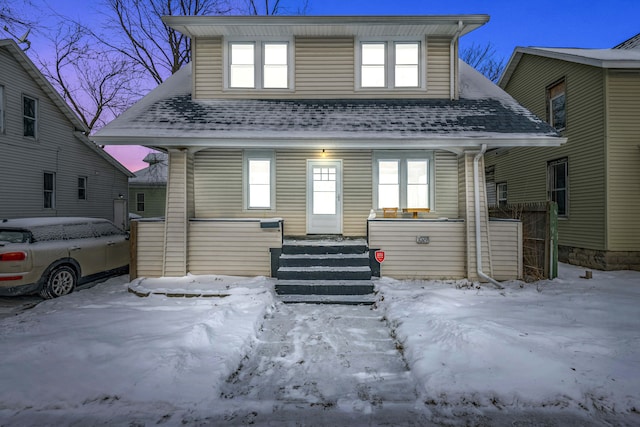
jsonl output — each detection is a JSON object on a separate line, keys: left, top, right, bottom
{"left": 93, "top": 61, "right": 562, "bottom": 151}
{"left": 163, "top": 15, "right": 489, "bottom": 39}
{"left": 130, "top": 153, "right": 168, "bottom": 185}
{"left": 0, "top": 39, "right": 133, "bottom": 177}
{"left": 499, "top": 46, "right": 640, "bottom": 88}
{"left": 614, "top": 33, "right": 640, "bottom": 50}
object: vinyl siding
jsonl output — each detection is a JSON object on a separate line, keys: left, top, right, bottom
{"left": 188, "top": 220, "right": 281, "bottom": 276}
{"left": 192, "top": 36, "right": 451, "bottom": 99}
{"left": 368, "top": 220, "right": 466, "bottom": 279}
{"left": 163, "top": 150, "right": 192, "bottom": 276}
{"left": 129, "top": 185, "right": 167, "bottom": 218}
{"left": 606, "top": 70, "right": 640, "bottom": 251}
{"left": 486, "top": 54, "right": 607, "bottom": 251}
{"left": 489, "top": 220, "right": 523, "bottom": 280}
{"left": 0, "top": 47, "right": 128, "bottom": 222}
{"left": 193, "top": 148, "right": 460, "bottom": 237}
{"left": 135, "top": 220, "right": 165, "bottom": 278}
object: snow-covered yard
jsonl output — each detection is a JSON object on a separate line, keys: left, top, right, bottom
{"left": 0, "top": 264, "right": 638, "bottom": 426}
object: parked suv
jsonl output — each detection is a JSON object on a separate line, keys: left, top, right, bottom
{"left": 0, "top": 217, "right": 129, "bottom": 299}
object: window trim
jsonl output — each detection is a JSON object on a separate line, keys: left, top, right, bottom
{"left": 0, "top": 85, "right": 5, "bottom": 134}
{"left": 77, "top": 176, "right": 88, "bottom": 201}
{"left": 496, "top": 182, "right": 508, "bottom": 206}
{"left": 547, "top": 157, "right": 569, "bottom": 218}
{"left": 243, "top": 150, "right": 276, "bottom": 211}
{"left": 224, "top": 38, "right": 294, "bottom": 91}
{"left": 546, "top": 78, "right": 566, "bottom": 131}
{"left": 136, "top": 193, "right": 145, "bottom": 212}
{"left": 373, "top": 150, "right": 434, "bottom": 210}
{"left": 23, "top": 94, "right": 38, "bottom": 139}
{"left": 43, "top": 172, "right": 55, "bottom": 209}
{"left": 356, "top": 38, "right": 426, "bottom": 90}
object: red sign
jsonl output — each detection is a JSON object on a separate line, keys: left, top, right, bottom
{"left": 375, "top": 251, "right": 385, "bottom": 263}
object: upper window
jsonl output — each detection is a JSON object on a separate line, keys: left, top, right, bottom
{"left": 359, "top": 41, "right": 422, "bottom": 89}
{"left": 548, "top": 158, "right": 568, "bottom": 217}
{"left": 228, "top": 41, "right": 291, "bottom": 90}
{"left": 374, "top": 151, "right": 432, "bottom": 210}
{"left": 244, "top": 150, "right": 275, "bottom": 210}
{"left": 44, "top": 172, "right": 55, "bottom": 209}
{"left": 0, "top": 85, "right": 5, "bottom": 134}
{"left": 136, "top": 193, "right": 145, "bottom": 212}
{"left": 547, "top": 79, "right": 566, "bottom": 131}
{"left": 78, "top": 176, "right": 87, "bottom": 200}
{"left": 23, "top": 95, "right": 37, "bottom": 138}
{"left": 496, "top": 182, "right": 508, "bottom": 206}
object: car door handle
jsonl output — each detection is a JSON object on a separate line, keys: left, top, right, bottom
{"left": 69, "top": 246, "right": 81, "bottom": 251}
{"left": 107, "top": 242, "right": 117, "bottom": 246}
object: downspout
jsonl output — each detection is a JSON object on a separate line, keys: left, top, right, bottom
{"left": 473, "top": 144, "right": 503, "bottom": 289}
{"left": 450, "top": 20, "right": 463, "bottom": 100}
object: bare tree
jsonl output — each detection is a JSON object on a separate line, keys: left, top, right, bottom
{"left": 37, "top": 23, "right": 141, "bottom": 131}
{"left": 461, "top": 42, "right": 505, "bottom": 83}
{"left": 243, "top": 0, "right": 308, "bottom": 15}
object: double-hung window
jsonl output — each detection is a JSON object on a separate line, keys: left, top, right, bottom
{"left": 547, "top": 79, "right": 566, "bottom": 131}
{"left": 136, "top": 193, "right": 145, "bottom": 212}
{"left": 77, "top": 176, "right": 87, "bottom": 200}
{"left": 359, "top": 40, "right": 422, "bottom": 89}
{"left": 244, "top": 150, "right": 275, "bottom": 210}
{"left": 44, "top": 172, "right": 55, "bottom": 209}
{"left": 374, "top": 151, "right": 432, "bottom": 210}
{"left": 23, "top": 95, "right": 37, "bottom": 138}
{"left": 548, "top": 158, "right": 568, "bottom": 217}
{"left": 496, "top": 182, "right": 508, "bottom": 206}
{"left": 228, "top": 41, "right": 291, "bottom": 89}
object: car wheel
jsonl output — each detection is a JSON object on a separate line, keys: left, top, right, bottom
{"left": 40, "top": 266, "right": 77, "bottom": 299}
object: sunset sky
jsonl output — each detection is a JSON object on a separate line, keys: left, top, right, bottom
{"left": 10, "top": 0, "right": 640, "bottom": 171}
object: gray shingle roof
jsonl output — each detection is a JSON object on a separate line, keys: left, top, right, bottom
{"left": 133, "top": 96, "right": 558, "bottom": 138}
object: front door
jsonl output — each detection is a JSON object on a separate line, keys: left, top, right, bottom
{"left": 307, "top": 159, "right": 342, "bottom": 234}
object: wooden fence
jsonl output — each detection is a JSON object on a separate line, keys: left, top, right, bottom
{"left": 489, "top": 202, "right": 558, "bottom": 281}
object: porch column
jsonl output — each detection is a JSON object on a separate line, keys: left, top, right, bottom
{"left": 162, "top": 148, "right": 195, "bottom": 276}
{"left": 459, "top": 151, "right": 493, "bottom": 282}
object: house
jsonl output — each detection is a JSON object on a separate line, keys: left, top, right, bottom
{"left": 0, "top": 39, "right": 133, "bottom": 229}
{"left": 92, "top": 15, "right": 564, "bottom": 282}
{"left": 484, "top": 34, "right": 640, "bottom": 271}
{"left": 129, "top": 152, "right": 168, "bottom": 218}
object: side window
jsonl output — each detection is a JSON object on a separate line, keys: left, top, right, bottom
{"left": 23, "top": 95, "right": 38, "bottom": 138}
{"left": 31, "top": 225, "right": 65, "bottom": 242}
{"left": 496, "top": 182, "right": 508, "bottom": 206}
{"left": 548, "top": 158, "right": 568, "bottom": 217}
{"left": 63, "top": 223, "right": 95, "bottom": 240}
{"left": 78, "top": 176, "right": 87, "bottom": 200}
{"left": 244, "top": 150, "right": 275, "bottom": 210}
{"left": 93, "top": 221, "right": 125, "bottom": 237}
{"left": 136, "top": 193, "right": 145, "bottom": 212}
{"left": 44, "top": 172, "right": 55, "bottom": 209}
{"left": 547, "top": 79, "right": 566, "bottom": 131}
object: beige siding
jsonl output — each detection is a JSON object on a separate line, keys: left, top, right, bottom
{"left": 188, "top": 220, "right": 281, "bottom": 276}
{"left": 489, "top": 220, "right": 523, "bottom": 280}
{"left": 368, "top": 220, "right": 466, "bottom": 279}
{"left": 0, "top": 47, "right": 128, "bottom": 222}
{"left": 606, "top": 71, "right": 640, "bottom": 251}
{"left": 192, "top": 36, "right": 452, "bottom": 99}
{"left": 486, "top": 55, "right": 607, "bottom": 250}
{"left": 136, "top": 221, "right": 165, "bottom": 278}
{"left": 434, "top": 150, "right": 459, "bottom": 217}
{"left": 163, "top": 150, "right": 192, "bottom": 276}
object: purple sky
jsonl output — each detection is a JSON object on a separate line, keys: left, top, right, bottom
{"left": 14, "top": 0, "right": 640, "bottom": 171}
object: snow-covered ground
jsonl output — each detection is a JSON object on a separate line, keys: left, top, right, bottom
{"left": 0, "top": 264, "right": 638, "bottom": 426}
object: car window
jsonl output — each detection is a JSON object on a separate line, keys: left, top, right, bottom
{"left": 93, "top": 222, "right": 125, "bottom": 237}
{"left": 0, "top": 229, "right": 31, "bottom": 243}
{"left": 63, "top": 223, "right": 96, "bottom": 240}
{"left": 30, "top": 225, "right": 65, "bottom": 242}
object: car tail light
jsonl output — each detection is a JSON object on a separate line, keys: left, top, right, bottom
{"left": 0, "top": 276, "right": 23, "bottom": 281}
{"left": 0, "top": 252, "right": 27, "bottom": 262}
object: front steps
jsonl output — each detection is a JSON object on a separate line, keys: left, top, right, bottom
{"left": 275, "top": 237, "right": 376, "bottom": 305}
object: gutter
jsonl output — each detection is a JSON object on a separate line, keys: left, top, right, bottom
{"left": 473, "top": 144, "right": 503, "bottom": 289}
{"left": 450, "top": 20, "right": 463, "bottom": 100}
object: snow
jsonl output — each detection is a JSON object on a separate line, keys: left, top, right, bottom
{"left": 0, "top": 264, "right": 638, "bottom": 426}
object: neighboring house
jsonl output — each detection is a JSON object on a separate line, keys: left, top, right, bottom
{"left": 93, "top": 15, "right": 564, "bottom": 281}
{"left": 129, "top": 152, "right": 168, "bottom": 218}
{"left": 485, "top": 34, "right": 640, "bottom": 271}
{"left": 0, "top": 39, "right": 133, "bottom": 229}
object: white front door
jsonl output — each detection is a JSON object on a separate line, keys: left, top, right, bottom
{"left": 307, "top": 159, "right": 342, "bottom": 234}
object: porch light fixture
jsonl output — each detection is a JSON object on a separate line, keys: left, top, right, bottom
{"left": 321, "top": 149, "right": 326, "bottom": 158}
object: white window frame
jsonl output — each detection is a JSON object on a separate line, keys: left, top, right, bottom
{"left": 136, "top": 193, "right": 145, "bottom": 212}
{"left": 43, "top": 172, "right": 55, "bottom": 209}
{"left": 548, "top": 158, "right": 569, "bottom": 218}
{"left": 356, "top": 38, "right": 426, "bottom": 90}
{"left": 78, "top": 176, "right": 87, "bottom": 200}
{"left": 225, "top": 39, "right": 294, "bottom": 90}
{"left": 0, "top": 85, "right": 5, "bottom": 134}
{"left": 23, "top": 94, "right": 38, "bottom": 138}
{"left": 496, "top": 182, "right": 507, "bottom": 206}
{"left": 373, "top": 151, "right": 434, "bottom": 210}
{"left": 243, "top": 150, "right": 276, "bottom": 211}
{"left": 547, "top": 78, "right": 566, "bottom": 131}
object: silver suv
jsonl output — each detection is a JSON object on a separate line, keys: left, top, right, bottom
{"left": 0, "top": 217, "right": 129, "bottom": 299}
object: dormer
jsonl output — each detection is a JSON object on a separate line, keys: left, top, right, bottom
{"left": 163, "top": 15, "right": 489, "bottom": 100}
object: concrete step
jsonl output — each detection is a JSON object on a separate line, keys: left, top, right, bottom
{"left": 275, "top": 279, "right": 375, "bottom": 295}
{"left": 278, "top": 294, "right": 377, "bottom": 305}
{"left": 276, "top": 266, "right": 372, "bottom": 281}
{"left": 279, "top": 253, "right": 370, "bottom": 268}
{"left": 282, "top": 244, "right": 368, "bottom": 256}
